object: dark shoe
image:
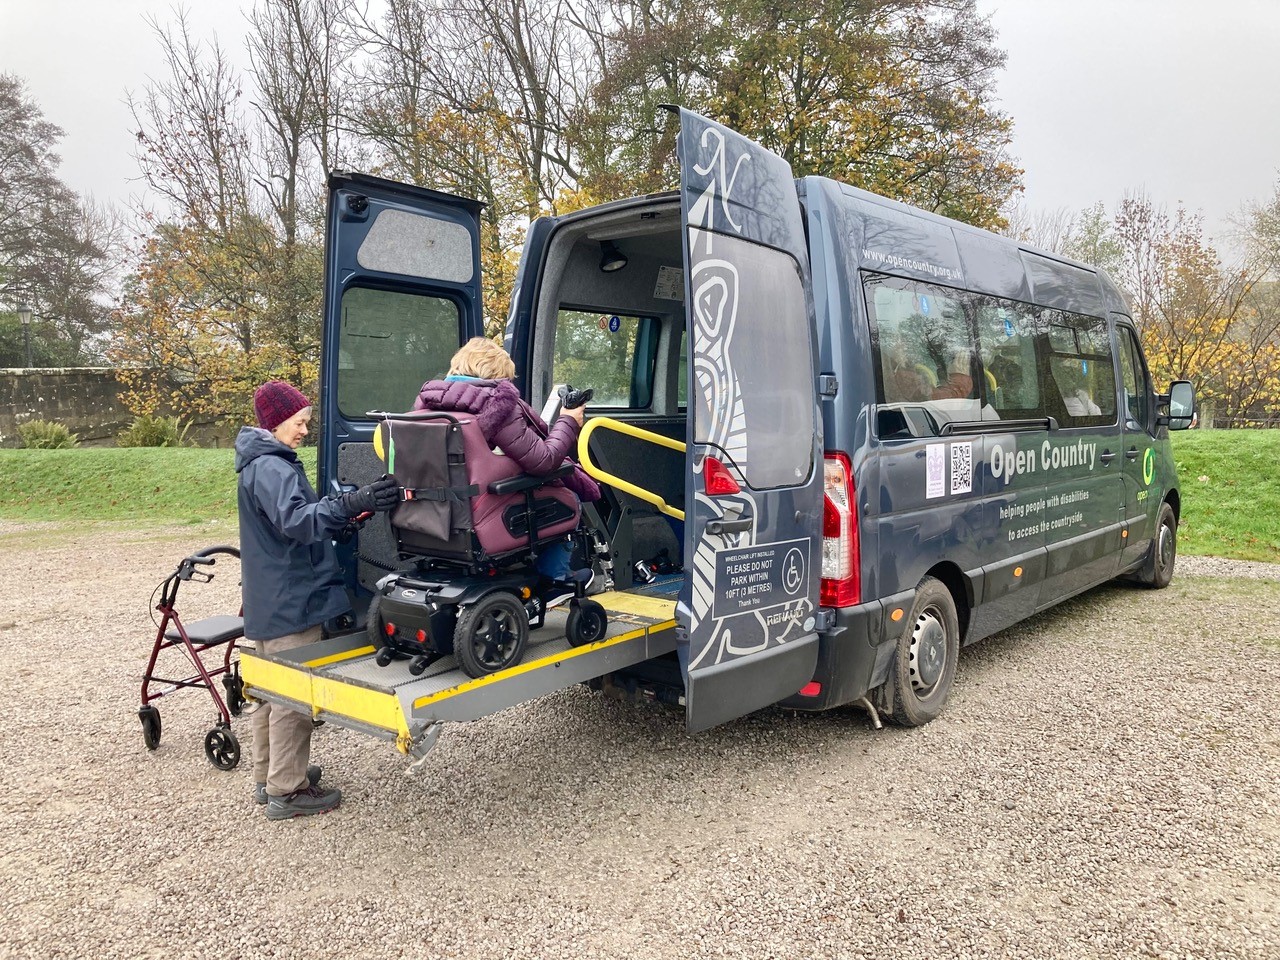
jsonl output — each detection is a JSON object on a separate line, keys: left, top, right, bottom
{"left": 255, "top": 765, "right": 321, "bottom": 806}
{"left": 265, "top": 783, "right": 342, "bottom": 820}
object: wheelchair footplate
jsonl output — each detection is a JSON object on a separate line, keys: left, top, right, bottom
{"left": 240, "top": 590, "right": 677, "bottom": 758}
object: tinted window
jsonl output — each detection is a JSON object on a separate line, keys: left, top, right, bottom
{"left": 975, "top": 300, "right": 1042, "bottom": 417}
{"left": 866, "top": 272, "right": 1118, "bottom": 437}
{"left": 553, "top": 310, "right": 654, "bottom": 408}
{"left": 865, "top": 274, "right": 982, "bottom": 436}
{"left": 336, "top": 287, "right": 460, "bottom": 419}
{"left": 1043, "top": 311, "right": 1117, "bottom": 428}
{"left": 1117, "top": 325, "right": 1150, "bottom": 427}
{"left": 689, "top": 233, "right": 814, "bottom": 488}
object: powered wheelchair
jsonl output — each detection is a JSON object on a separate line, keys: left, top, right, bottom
{"left": 365, "top": 398, "right": 610, "bottom": 680}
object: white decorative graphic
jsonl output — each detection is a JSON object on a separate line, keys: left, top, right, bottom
{"left": 683, "top": 122, "right": 813, "bottom": 672}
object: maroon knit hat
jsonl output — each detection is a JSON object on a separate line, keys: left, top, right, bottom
{"left": 253, "top": 381, "right": 311, "bottom": 432}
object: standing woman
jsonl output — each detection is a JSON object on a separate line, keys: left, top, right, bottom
{"left": 235, "top": 380, "right": 397, "bottom": 820}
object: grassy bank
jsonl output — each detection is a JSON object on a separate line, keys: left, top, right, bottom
{"left": 1171, "top": 429, "right": 1280, "bottom": 562}
{"left": 0, "top": 431, "right": 1275, "bottom": 561}
{"left": 0, "top": 447, "right": 316, "bottom": 525}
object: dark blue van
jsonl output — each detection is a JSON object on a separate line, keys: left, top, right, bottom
{"left": 301, "top": 108, "right": 1194, "bottom": 741}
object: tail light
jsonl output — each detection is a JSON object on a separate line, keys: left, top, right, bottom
{"left": 703, "top": 456, "right": 740, "bottom": 496}
{"left": 820, "top": 451, "right": 860, "bottom": 607}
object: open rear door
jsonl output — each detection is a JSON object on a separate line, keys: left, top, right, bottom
{"left": 320, "top": 172, "right": 484, "bottom": 493}
{"left": 673, "top": 109, "right": 824, "bottom": 732}
{"left": 321, "top": 173, "right": 485, "bottom": 591}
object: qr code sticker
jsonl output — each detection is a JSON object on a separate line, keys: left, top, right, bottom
{"left": 950, "top": 442, "right": 972, "bottom": 495}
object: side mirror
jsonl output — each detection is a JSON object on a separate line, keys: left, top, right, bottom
{"left": 1164, "top": 380, "right": 1195, "bottom": 430}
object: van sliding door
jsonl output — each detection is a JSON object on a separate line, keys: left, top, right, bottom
{"left": 672, "top": 108, "right": 824, "bottom": 732}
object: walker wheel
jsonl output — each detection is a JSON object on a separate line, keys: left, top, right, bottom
{"left": 204, "top": 726, "right": 241, "bottom": 770}
{"left": 222, "top": 673, "right": 245, "bottom": 717}
{"left": 566, "top": 598, "right": 608, "bottom": 647}
{"left": 138, "top": 706, "right": 162, "bottom": 751}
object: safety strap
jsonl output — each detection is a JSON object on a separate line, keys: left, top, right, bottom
{"left": 400, "top": 484, "right": 480, "bottom": 503}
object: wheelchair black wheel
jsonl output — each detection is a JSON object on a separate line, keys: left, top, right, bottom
{"left": 566, "top": 598, "right": 608, "bottom": 647}
{"left": 204, "top": 726, "right": 241, "bottom": 771}
{"left": 138, "top": 706, "right": 162, "bottom": 751}
{"left": 454, "top": 592, "right": 529, "bottom": 679}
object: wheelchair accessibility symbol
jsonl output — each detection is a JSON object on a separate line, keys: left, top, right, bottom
{"left": 783, "top": 548, "right": 805, "bottom": 595}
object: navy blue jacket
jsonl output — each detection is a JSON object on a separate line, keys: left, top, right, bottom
{"left": 235, "top": 427, "right": 351, "bottom": 641}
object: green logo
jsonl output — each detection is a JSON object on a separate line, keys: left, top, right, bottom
{"left": 1142, "top": 447, "right": 1155, "bottom": 485}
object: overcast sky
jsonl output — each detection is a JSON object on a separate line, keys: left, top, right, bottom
{"left": 2, "top": 0, "right": 1278, "bottom": 241}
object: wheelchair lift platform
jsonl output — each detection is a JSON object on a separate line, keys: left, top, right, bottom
{"left": 240, "top": 590, "right": 678, "bottom": 758}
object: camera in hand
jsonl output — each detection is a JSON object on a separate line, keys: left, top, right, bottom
{"left": 558, "top": 385, "right": 594, "bottom": 409}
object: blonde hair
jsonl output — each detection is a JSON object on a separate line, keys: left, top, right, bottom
{"left": 448, "top": 337, "right": 516, "bottom": 380}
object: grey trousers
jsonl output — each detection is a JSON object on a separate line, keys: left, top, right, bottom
{"left": 250, "top": 624, "right": 322, "bottom": 797}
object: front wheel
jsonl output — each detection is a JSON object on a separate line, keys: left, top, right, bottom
{"left": 454, "top": 592, "right": 529, "bottom": 679}
{"left": 566, "top": 599, "right": 608, "bottom": 647}
{"left": 204, "top": 726, "right": 240, "bottom": 770}
{"left": 879, "top": 576, "right": 960, "bottom": 728}
{"left": 1138, "top": 501, "right": 1177, "bottom": 589}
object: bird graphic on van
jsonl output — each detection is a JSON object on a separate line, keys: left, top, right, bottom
{"left": 990, "top": 439, "right": 1097, "bottom": 485}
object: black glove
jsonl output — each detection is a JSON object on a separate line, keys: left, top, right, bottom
{"left": 337, "top": 475, "right": 399, "bottom": 517}
{"left": 558, "top": 384, "right": 594, "bottom": 409}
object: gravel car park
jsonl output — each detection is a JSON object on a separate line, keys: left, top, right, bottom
{"left": 0, "top": 522, "right": 1276, "bottom": 960}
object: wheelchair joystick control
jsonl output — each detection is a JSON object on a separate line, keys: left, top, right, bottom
{"left": 557, "top": 385, "right": 593, "bottom": 409}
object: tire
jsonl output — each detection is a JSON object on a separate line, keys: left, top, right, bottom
{"left": 565, "top": 598, "right": 608, "bottom": 647}
{"left": 138, "top": 706, "right": 162, "bottom": 751}
{"left": 881, "top": 576, "right": 960, "bottom": 728}
{"left": 1138, "top": 501, "right": 1177, "bottom": 589}
{"left": 204, "top": 726, "right": 240, "bottom": 770}
{"left": 366, "top": 592, "right": 386, "bottom": 648}
{"left": 222, "top": 672, "right": 244, "bottom": 717}
{"left": 454, "top": 592, "right": 529, "bottom": 679}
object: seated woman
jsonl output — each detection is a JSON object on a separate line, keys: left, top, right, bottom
{"left": 412, "top": 337, "right": 602, "bottom": 607}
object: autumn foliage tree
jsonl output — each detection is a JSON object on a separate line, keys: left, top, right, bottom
{"left": 114, "top": 0, "right": 1022, "bottom": 418}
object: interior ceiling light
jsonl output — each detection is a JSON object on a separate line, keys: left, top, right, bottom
{"left": 599, "top": 240, "right": 628, "bottom": 273}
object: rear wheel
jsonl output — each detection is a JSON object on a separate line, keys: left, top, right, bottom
{"left": 138, "top": 706, "right": 162, "bottom": 750}
{"left": 454, "top": 592, "right": 529, "bottom": 679}
{"left": 1139, "top": 501, "right": 1177, "bottom": 589}
{"left": 880, "top": 576, "right": 960, "bottom": 728}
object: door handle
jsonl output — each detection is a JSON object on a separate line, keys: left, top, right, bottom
{"left": 707, "top": 518, "right": 752, "bottom": 535}
{"left": 1125, "top": 447, "right": 1139, "bottom": 461}
{"left": 1099, "top": 450, "right": 1116, "bottom": 465}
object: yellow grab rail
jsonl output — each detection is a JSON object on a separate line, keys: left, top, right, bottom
{"left": 577, "top": 417, "right": 686, "bottom": 521}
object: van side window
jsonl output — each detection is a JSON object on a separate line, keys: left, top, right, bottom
{"left": 865, "top": 274, "right": 982, "bottom": 436}
{"left": 1117, "top": 325, "right": 1149, "bottom": 427}
{"left": 975, "top": 300, "right": 1043, "bottom": 418}
{"left": 1042, "top": 311, "right": 1117, "bottom": 428}
{"left": 336, "top": 286, "right": 461, "bottom": 419}
{"left": 553, "top": 309, "right": 656, "bottom": 408}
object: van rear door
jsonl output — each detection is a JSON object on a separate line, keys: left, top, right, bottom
{"left": 321, "top": 173, "right": 485, "bottom": 587}
{"left": 673, "top": 109, "right": 824, "bottom": 732}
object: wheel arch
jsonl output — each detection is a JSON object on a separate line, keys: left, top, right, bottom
{"left": 923, "top": 561, "right": 973, "bottom": 643}
{"left": 1165, "top": 487, "right": 1181, "bottom": 523}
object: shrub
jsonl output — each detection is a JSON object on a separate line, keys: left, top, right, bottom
{"left": 116, "top": 415, "right": 192, "bottom": 448}
{"left": 18, "top": 419, "right": 80, "bottom": 449}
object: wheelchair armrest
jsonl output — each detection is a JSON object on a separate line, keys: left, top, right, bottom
{"left": 488, "top": 463, "right": 574, "bottom": 496}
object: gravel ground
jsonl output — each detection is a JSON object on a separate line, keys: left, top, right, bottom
{"left": 0, "top": 523, "right": 1277, "bottom": 960}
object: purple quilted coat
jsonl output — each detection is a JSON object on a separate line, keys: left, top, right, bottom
{"left": 412, "top": 378, "right": 601, "bottom": 503}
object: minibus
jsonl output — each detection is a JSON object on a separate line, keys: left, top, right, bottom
{"left": 246, "top": 107, "right": 1194, "bottom": 751}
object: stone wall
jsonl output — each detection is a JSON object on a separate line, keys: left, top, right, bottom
{"left": 0, "top": 368, "right": 229, "bottom": 447}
